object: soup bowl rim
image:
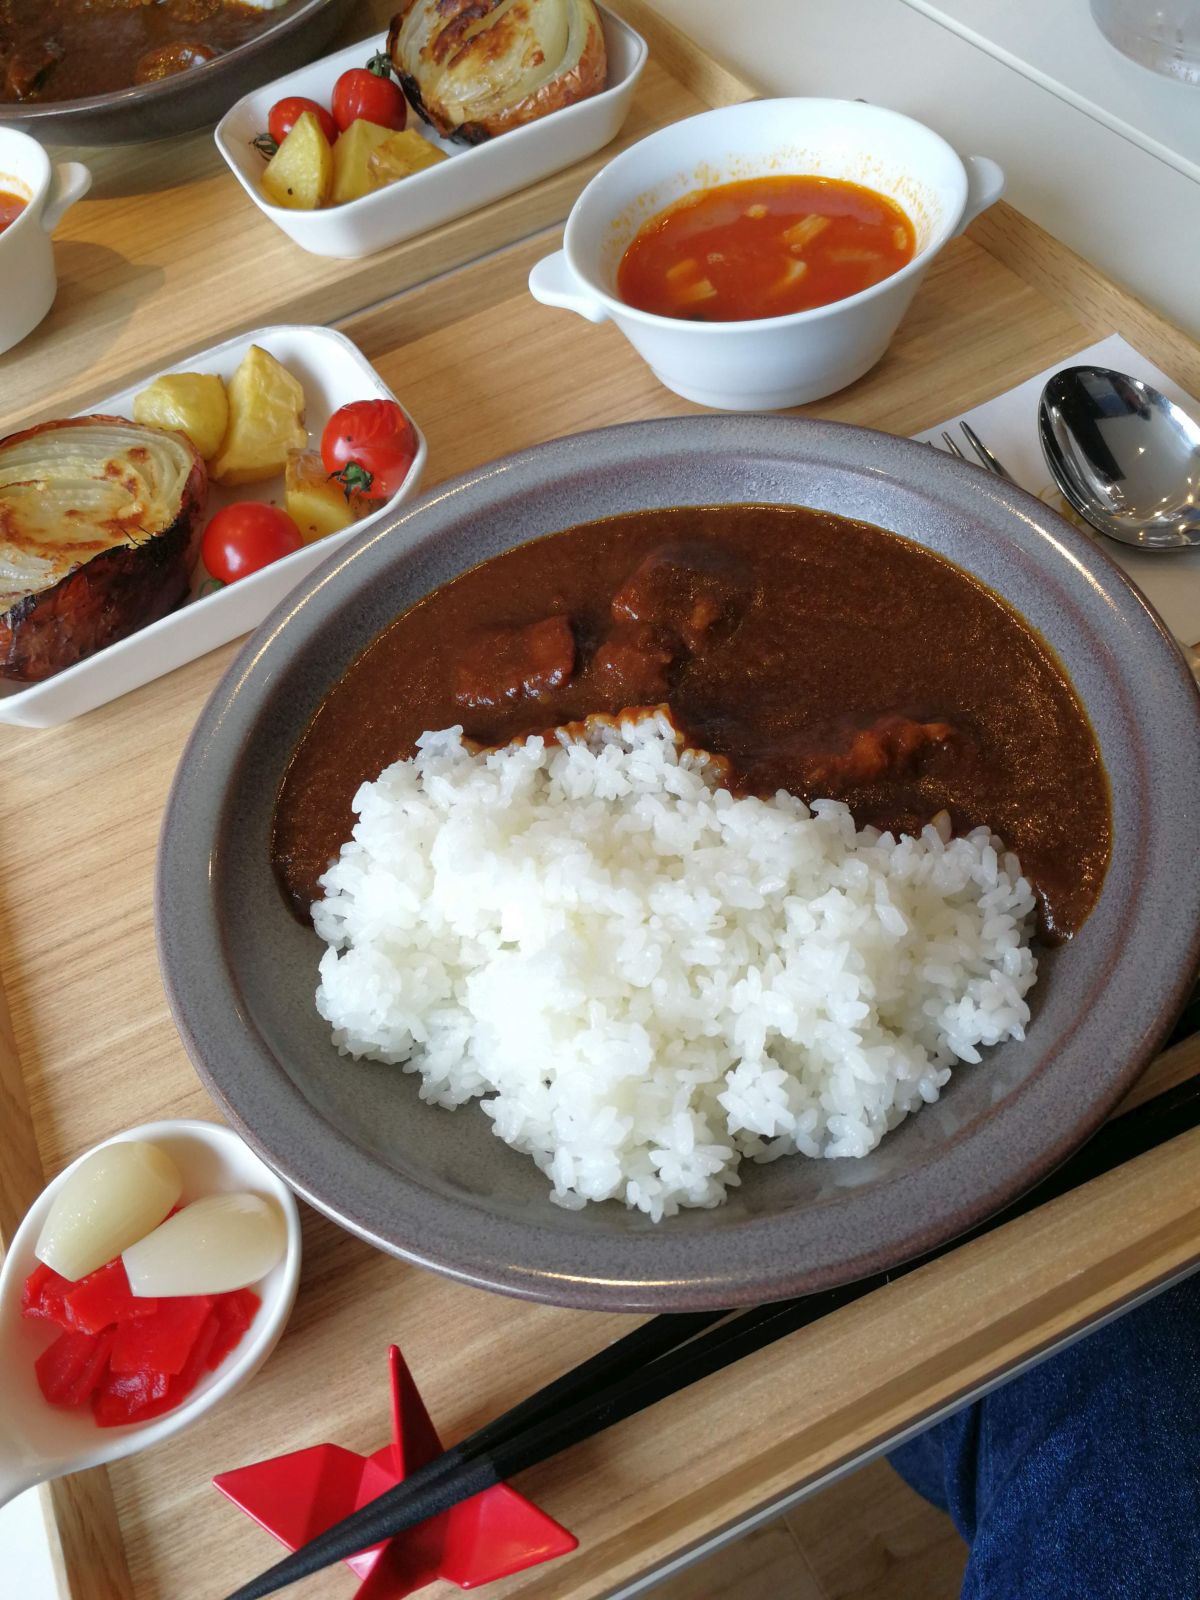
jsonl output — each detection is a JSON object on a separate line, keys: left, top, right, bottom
{"left": 560, "top": 96, "right": 972, "bottom": 333}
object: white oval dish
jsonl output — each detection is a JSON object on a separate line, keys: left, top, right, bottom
{"left": 0, "top": 1119, "right": 301, "bottom": 1510}
{"left": 214, "top": 7, "right": 647, "bottom": 259}
{"left": 0, "top": 323, "right": 426, "bottom": 728}
{"left": 528, "top": 98, "right": 1005, "bottom": 410}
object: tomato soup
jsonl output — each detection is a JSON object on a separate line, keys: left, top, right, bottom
{"left": 617, "top": 175, "right": 916, "bottom": 322}
{"left": 0, "top": 189, "right": 27, "bottom": 234}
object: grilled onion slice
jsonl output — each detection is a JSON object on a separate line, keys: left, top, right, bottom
{"left": 387, "top": 0, "right": 608, "bottom": 143}
{"left": 0, "top": 416, "right": 207, "bottom": 682}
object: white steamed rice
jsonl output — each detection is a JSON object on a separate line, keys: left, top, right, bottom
{"left": 312, "top": 711, "right": 1038, "bottom": 1220}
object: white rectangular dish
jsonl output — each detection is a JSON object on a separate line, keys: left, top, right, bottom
{"left": 0, "top": 324, "right": 426, "bottom": 729}
{"left": 214, "top": 6, "right": 647, "bottom": 259}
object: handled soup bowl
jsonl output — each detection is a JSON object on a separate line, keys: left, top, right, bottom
{"left": 529, "top": 98, "right": 1003, "bottom": 410}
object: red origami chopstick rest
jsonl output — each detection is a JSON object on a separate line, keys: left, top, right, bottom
{"left": 214, "top": 1345, "right": 576, "bottom": 1596}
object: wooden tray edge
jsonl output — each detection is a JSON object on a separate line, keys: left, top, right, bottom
{"left": 19, "top": 23, "right": 1200, "bottom": 1599}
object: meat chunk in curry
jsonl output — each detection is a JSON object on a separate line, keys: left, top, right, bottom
{"left": 454, "top": 615, "right": 576, "bottom": 710}
{"left": 611, "top": 540, "right": 753, "bottom": 651}
{"left": 786, "top": 715, "right": 960, "bottom": 791}
{"left": 272, "top": 506, "right": 1111, "bottom": 942}
{"left": 589, "top": 621, "right": 679, "bottom": 704}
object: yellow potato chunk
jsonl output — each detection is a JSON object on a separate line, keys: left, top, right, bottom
{"left": 261, "top": 111, "right": 333, "bottom": 210}
{"left": 665, "top": 258, "right": 698, "bottom": 285}
{"left": 674, "top": 276, "right": 717, "bottom": 305}
{"left": 132, "top": 372, "right": 229, "bottom": 461}
{"left": 285, "top": 449, "right": 360, "bottom": 543}
{"left": 782, "top": 214, "right": 831, "bottom": 252}
{"left": 330, "top": 119, "right": 396, "bottom": 205}
{"left": 209, "top": 345, "right": 307, "bottom": 488}
{"left": 366, "top": 129, "right": 448, "bottom": 189}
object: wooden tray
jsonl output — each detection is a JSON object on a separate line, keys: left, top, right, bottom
{"left": 3, "top": 6, "right": 1200, "bottom": 1596}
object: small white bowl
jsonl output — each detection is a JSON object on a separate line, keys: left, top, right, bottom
{"left": 0, "top": 322, "right": 426, "bottom": 728}
{"left": 215, "top": 7, "right": 646, "bottom": 260}
{"left": 0, "top": 1119, "right": 300, "bottom": 1509}
{"left": 528, "top": 98, "right": 1005, "bottom": 411}
{"left": 0, "top": 129, "right": 90, "bottom": 355}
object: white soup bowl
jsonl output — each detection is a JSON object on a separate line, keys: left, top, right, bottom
{"left": 0, "top": 128, "right": 90, "bottom": 356}
{"left": 529, "top": 98, "right": 1004, "bottom": 410}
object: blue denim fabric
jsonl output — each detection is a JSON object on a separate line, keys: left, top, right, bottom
{"left": 888, "top": 1272, "right": 1200, "bottom": 1599}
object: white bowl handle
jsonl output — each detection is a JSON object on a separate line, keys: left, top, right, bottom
{"left": 954, "top": 156, "right": 1005, "bottom": 237}
{"left": 528, "top": 250, "right": 610, "bottom": 325}
{"left": 42, "top": 161, "right": 92, "bottom": 233}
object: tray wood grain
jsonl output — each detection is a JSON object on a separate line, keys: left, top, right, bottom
{"left": 0, "top": 0, "right": 748, "bottom": 436}
{"left": 2, "top": 7, "right": 1199, "bottom": 1596}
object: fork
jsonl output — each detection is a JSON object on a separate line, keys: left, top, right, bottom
{"left": 939, "top": 420, "right": 1016, "bottom": 482}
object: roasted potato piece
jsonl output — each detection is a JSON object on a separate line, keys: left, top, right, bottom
{"left": 329, "top": 119, "right": 396, "bottom": 205}
{"left": 261, "top": 110, "right": 333, "bottom": 210}
{"left": 209, "top": 345, "right": 306, "bottom": 488}
{"left": 366, "top": 128, "right": 448, "bottom": 188}
{"left": 132, "top": 371, "right": 229, "bottom": 461}
{"left": 388, "top": 0, "right": 607, "bottom": 142}
{"left": 285, "top": 449, "right": 363, "bottom": 543}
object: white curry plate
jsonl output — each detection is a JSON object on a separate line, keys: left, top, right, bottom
{"left": 0, "top": 323, "right": 426, "bottom": 729}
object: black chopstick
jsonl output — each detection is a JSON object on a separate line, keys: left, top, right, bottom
{"left": 225, "top": 1071, "right": 1200, "bottom": 1600}
{"left": 218, "top": 1306, "right": 729, "bottom": 1595}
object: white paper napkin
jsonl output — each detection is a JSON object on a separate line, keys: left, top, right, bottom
{"left": 912, "top": 333, "right": 1200, "bottom": 649}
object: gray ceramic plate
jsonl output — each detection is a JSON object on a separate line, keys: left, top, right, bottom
{"left": 0, "top": 0, "right": 354, "bottom": 145}
{"left": 157, "top": 416, "right": 1200, "bottom": 1312}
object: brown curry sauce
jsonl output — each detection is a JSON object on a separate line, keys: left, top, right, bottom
{"left": 271, "top": 506, "right": 1112, "bottom": 940}
{"left": 0, "top": 0, "right": 299, "bottom": 102}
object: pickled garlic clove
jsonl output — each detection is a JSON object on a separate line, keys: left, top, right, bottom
{"left": 122, "top": 1193, "right": 287, "bottom": 1297}
{"left": 35, "top": 1141, "right": 183, "bottom": 1282}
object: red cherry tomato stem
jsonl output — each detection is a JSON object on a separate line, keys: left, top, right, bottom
{"left": 320, "top": 400, "right": 416, "bottom": 503}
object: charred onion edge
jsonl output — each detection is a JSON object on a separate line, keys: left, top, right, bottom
{"left": 0, "top": 415, "right": 207, "bottom": 682}
{"left": 386, "top": 0, "right": 607, "bottom": 143}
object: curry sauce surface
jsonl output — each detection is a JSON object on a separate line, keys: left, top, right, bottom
{"left": 272, "top": 506, "right": 1111, "bottom": 939}
{"left": 0, "top": 0, "right": 300, "bottom": 102}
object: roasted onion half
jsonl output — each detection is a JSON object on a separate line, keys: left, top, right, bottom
{"left": 387, "top": 0, "right": 608, "bottom": 144}
{"left": 0, "top": 416, "right": 207, "bottom": 682}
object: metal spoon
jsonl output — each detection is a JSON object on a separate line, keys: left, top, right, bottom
{"left": 1038, "top": 366, "right": 1200, "bottom": 550}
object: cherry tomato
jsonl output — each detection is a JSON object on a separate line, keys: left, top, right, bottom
{"left": 267, "top": 95, "right": 338, "bottom": 147}
{"left": 201, "top": 503, "right": 303, "bottom": 585}
{"left": 331, "top": 52, "right": 407, "bottom": 133}
{"left": 320, "top": 400, "right": 416, "bottom": 503}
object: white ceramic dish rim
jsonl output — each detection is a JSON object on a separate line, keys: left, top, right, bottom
{"left": 215, "top": 8, "right": 647, "bottom": 221}
{"left": 0, "top": 128, "right": 49, "bottom": 234}
{"left": 0, "top": 1118, "right": 301, "bottom": 1502}
{"left": 560, "top": 97, "right": 976, "bottom": 333}
{"left": 0, "top": 323, "right": 426, "bottom": 717}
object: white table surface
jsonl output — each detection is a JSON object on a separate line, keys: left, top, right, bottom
{"left": 643, "top": 0, "right": 1200, "bottom": 337}
{"left": 1, "top": 1490, "right": 60, "bottom": 1596}
{"left": 905, "top": 0, "right": 1200, "bottom": 179}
